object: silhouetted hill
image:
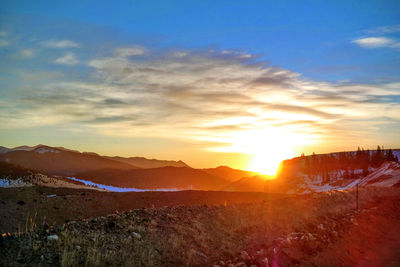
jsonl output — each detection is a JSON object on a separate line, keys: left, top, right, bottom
{"left": 106, "top": 156, "right": 189, "bottom": 169}
{"left": 201, "top": 166, "right": 258, "bottom": 182}
{"left": 0, "top": 161, "right": 32, "bottom": 179}
{"left": 0, "top": 145, "right": 136, "bottom": 176}
{"left": 224, "top": 176, "right": 267, "bottom": 192}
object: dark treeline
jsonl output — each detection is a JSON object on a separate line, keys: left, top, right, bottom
{"left": 301, "top": 146, "right": 398, "bottom": 182}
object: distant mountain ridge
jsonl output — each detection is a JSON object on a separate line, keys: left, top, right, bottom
{"left": 105, "top": 156, "right": 189, "bottom": 169}
{"left": 0, "top": 144, "right": 190, "bottom": 171}
{"left": 0, "top": 145, "right": 135, "bottom": 176}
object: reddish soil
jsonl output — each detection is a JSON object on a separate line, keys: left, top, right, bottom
{"left": 1, "top": 186, "right": 399, "bottom": 266}
{"left": 0, "top": 186, "right": 285, "bottom": 233}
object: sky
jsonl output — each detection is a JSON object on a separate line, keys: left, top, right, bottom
{"left": 0, "top": 0, "right": 399, "bottom": 173}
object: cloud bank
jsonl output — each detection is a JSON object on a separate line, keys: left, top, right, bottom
{"left": 2, "top": 45, "right": 399, "bottom": 154}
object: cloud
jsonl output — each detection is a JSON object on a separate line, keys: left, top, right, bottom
{"left": 54, "top": 52, "right": 79, "bottom": 65}
{"left": 365, "top": 25, "right": 400, "bottom": 34}
{"left": 2, "top": 46, "right": 399, "bottom": 154}
{"left": 114, "top": 47, "right": 146, "bottom": 57}
{"left": 0, "top": 39, "right": 9, "bottom": 47}
{"left": 0, "top": 31, "right": 7, "bottom": 37}
{"left": 42, "top": 40, "right": 80, "bottom": 48}
{"left": 352, "top": 37, "right": 400, "bottom": 49}
{"left": 20, "top": 49, "right": 35, "bottom": 58}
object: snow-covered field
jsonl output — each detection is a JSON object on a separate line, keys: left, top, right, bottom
{"left": 301, "top": 175, "right": 361, "bottom": 193}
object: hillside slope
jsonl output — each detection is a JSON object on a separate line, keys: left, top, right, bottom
{"left": 223, "top": 176, "right": 266, "bottom": 192}
{"left": 76, "top": 167, "right": 230, "bottom": 190}
{"left": 202, "top": 166, "right": 258, "bottom": 182}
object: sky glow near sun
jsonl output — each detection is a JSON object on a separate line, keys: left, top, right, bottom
{"left": 0, "top": 1, "right": 399, "bottom": 170}
{"left": 207, "top": 128, "right": 314, "bottom": 174}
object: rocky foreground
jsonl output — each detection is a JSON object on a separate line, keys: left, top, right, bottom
{"left": 1, "top": 187, "right": 400, "bottom": 266}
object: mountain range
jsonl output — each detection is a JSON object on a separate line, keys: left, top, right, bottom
{"left": 0, "top": 144, "right": 256, "bottom": 190}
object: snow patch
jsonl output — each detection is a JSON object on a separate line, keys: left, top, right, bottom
{"left": 393, "top": 150, "right": 400, "bottom": 161}
{"left": 35, "top": 147, "right": 61, "bottom": 154}
{"left": 0, "top": 178, "right": 31, "bottom": 188}
{"left": 65, "top": 177, "right": 184, "bottom": 192}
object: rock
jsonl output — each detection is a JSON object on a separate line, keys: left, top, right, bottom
{"left": 132, "top": 232, "right": 142, "bottom": 240}
{"left": 190, "top": 249, "right": 208, "bottom": 264}
{"left": 126, "top": 225, "right": 135, "bottom": 232}
{"left": 256, "top": 249, "right": 265, "bottom": 255}
{"left": 17, "top": 200, "right": 25, "bottom": 205}
{"left": 240, "top": 251, "right": 250, "bottom": 261}
{"left": 47, "top": 234, "right": 59, "bottom": 241}
{"left": 17, "top": 253, "right": 25, "bottom": 263}
{"left": 108, "top": 221, "right": 116, "bottom": 228}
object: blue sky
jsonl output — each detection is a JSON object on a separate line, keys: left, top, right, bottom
{"left": 2, "top": 0, "right": 400, "bottom": 82}
{"left": 0, "top": 0, "right": 399, "bottom": 170}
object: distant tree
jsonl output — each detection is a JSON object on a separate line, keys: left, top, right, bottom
{"left": 311, "top": 152, "right": 317, "bottom": 174}
{"left": 350, "top": 169, "right": 355, "bottom": 179}
{"left": 304, "top": 156, "right": 311, "bottom": 174}
{"left": 371, "top": 145, "right": 385, "bottom": 167}
{"left": 386, "top": 149, "right": 397, "bottom": 162}
{"left": 343, "top": 169, "right": 349, "bottom": 179}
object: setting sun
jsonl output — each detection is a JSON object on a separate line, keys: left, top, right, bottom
{"left": 244, "top": 130, "right": 297, "bottom": 175}
{"left": 209, "top": 128, "right": 308, "bottom": 175}
{"left": 249, "top": 151, "right": 286, "bottom": 176}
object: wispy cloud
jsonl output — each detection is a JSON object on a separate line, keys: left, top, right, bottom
{"left": 20, "top": 49, "right": 35, "bottom": 58}
{"left": 352, "top": 37, "right": 400, "bottom": 49}
{"left": 54, "top": 52, "right": 79, "bottom": 65}
{"left": 42, "top": 40, "right": 80, "bottom": 48}
{"left": 365, "top": 25, "right": 400, "bottom": 34}
{"left": 114, "top": 47, "right": 146, "bottom": 57}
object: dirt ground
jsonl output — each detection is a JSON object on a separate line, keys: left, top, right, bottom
{"left": 0, "top": 186, "right": 285, "bottom": 233}
{"left": 1, "top": 186, "right": 400, "bottom": 266}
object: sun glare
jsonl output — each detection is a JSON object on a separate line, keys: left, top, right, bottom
{"left": 229, "top": 129, "right": 306, "bottom": 175}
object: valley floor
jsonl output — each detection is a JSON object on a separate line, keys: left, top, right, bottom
{"left": 1, "top": 187, "right": 400, "bottom": 266}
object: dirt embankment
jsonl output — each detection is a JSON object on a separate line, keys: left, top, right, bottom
{"left": 1, "top": 187, "right": 400, "bottom": 266}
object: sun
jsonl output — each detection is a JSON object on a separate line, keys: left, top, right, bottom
{"left": 229, "top": 129, "right": 301, "bottom": 176}
{"left": 207, "top": 126, "right": 312, "bottom": 176}
{"left": 249, "top": 150, "right": 286, "bottom": 175}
